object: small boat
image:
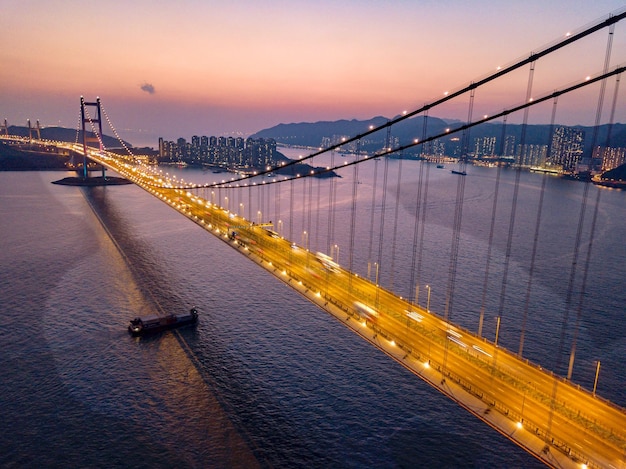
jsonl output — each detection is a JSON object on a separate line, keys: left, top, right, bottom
{"left": 436, "top": 164, "right": 444, "bottom": 169}
{"left": 128, "top": 308, "right": 198, "bottom": 336}
{"left": 451, "top": 169, "right": 467, "bottom": 176}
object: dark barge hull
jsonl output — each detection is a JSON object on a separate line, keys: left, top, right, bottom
{"left": 128, "top": 308, "right": 198, "bottom": 336}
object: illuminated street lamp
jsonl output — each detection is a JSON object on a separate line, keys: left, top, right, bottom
{"left": 239, "top": 203, "right": 244, "bottom": 218}
{"left": 302, "top": 231, "right": 309, "bottom": 250}
{"left": 333, "top": 244, "right": 340, "bottom": 264}
{"left": 593, "top": 361, "right": 601, "bottom": 396}
{"left": 518, "top": 381, "right": 531, "bottom": 429}
{"left": 225, "top": 196, "right": 229, "bottom": 212}
{"left": 257, "top": 210, "right": 262, "bottom": 224}
{"left": 374, "top": 262, "right": 379, "bottom": 286}
{"left": 277, "top": 220, "right": 283, "bottom": 236}
{"left": 374, "top": 262, "right": 381, "bottom": 308}
{"left": 495, "top": 316, "right": 502, "bottom": 347}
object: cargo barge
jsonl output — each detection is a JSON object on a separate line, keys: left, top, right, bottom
{"left": 128, "top": 308, "right": 198, "bottom": 336}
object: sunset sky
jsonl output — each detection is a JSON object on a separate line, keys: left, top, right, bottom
{"left": 2, "top": 0, "right": 626, "bottom": 147}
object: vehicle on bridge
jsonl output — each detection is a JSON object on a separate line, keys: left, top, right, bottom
{"left": 128, "top": 308, "right": 199, "bottom": 336}
{"left": 405, "top": 310, "right": 423, "bottom": 322}
{"left": 315, "top": 252, "right": 340, "bottom": 273}
{"left": 229, "top": 231, "right": 257, "bottom": 248}
{"left": 263, "top": 228, "right": 280, "bottom": 238}
{"left": 354, "top": 301, "right": 379, "bottom": 322}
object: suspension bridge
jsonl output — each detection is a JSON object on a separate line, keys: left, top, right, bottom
{"left": 3, "top": 8, "right": 626, "bottom": 469}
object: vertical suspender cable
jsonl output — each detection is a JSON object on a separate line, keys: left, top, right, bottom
{"left": 567, "top": 23, "right": 615, "bottom": 381}
{"left": 519, "top": 98, "right": 557, "bottom": 357}
{"left": 347, "top": 150, "right": 360, "bottom": 291}
{"left": 266, "top": 180, "right": 271, "bottom": 225}
{"left": 260, "top": 178, "right": 265, "bottom": 223}
{"left": 408, "top": 113, "right": 428, "bottom": 304}
{"left": 276, "top": 180, "right": 281, "bottom": 234}
{"left": 494, "top": 61, "right": 535, "bottom": 352}
{"left": 375, "top": 127, "right": 392, "bottom": 288}
{"left": 478, "top": 115, "right": 506, "bottom": 337}
{"left": 415, "top": 162, "right": 431, "bottom": 308}
{"left": 300, "top": 172, "right": 309, "bottom": 238}
{"left": 235, "top": 185, "right": 240, "bottom": 216}
{"left": 458, "top": 87, "right": 475, "bottom": 173}
{"left": 413, "top": 115, "right": 432, "bottom": 306}
{"left": 389, "top": 155, "right": 403, "bottom": 290}
{"left": 307, "top": 175, "right": 313, "bottom": 251}
{"left": 408, "top": 157, "right": 425, "bottom": 304}
{"left": 367, "top": 158, "right": 380, "bottom": 279}
{"left": 441, "top": 153, "right": 467, "bottom": 383}
{"left": 315, "top": 177, "right": 321, "bottom": 253}
{"left": 326, "top": 151, "right": 337, "bottom": 253}
{"left": 289, "top": 178, "right": 294, "bottom": 242}
{"left": 441, "top": 89, "right": 473, "bottom": 382}
{"left": 604, "top": 72, "right": 621, "bottom": 151}
{"left": 247, "top": 184, "right": 252, "bottom": 219}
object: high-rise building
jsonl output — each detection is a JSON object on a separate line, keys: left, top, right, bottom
{"left": 516, "top": 144, "right": 547, "bottom": 167}
{"left": 548, "top": 126, "right": 584, "bottom": 172}
{"left": 473, "top": 136, "right": 497, "bottom": 158}
{"left": 596, "top": 146, "right": 626, "bottom": 171}
{"left": 504, "top": 135, "right": 516, "bottom": 157}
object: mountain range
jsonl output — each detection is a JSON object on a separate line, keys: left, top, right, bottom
{"left": 251, "top": 116, "right": 626, "bottom": 158}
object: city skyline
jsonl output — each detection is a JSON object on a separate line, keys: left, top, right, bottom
{"left": 2, "top": 1, "right": 626, "bottom": 147}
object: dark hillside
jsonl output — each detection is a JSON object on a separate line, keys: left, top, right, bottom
{"left": 252, "top": 117, "right": 626, "bottom": 158}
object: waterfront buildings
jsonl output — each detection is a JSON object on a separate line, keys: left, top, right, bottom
{"left": 158, "top": 136, "right": 277, "bottom": 169}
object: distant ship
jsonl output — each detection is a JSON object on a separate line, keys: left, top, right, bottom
{"left": 451, "top": 169, "right": 467, "bottom": 176}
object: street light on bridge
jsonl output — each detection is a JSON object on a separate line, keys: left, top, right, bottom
{"left": 518, "top": 383, "right": 530, "bottom": 429}
{"left": 374, "top": 262, "right": 379, "bottom": 286}
{"left": 374, "top": 262, "right": 381, "bottom": 308}
{"left": 593, "top": 360, "right": 601, "bottom": 396}
{"left": 426, "top": 285, "right": 431, "bottom": 312}
{"left": 495, "top": 316, "right": 502, "bottom": 347}
{"left": 332, "top": 244, "right": 340, "bottom": 264}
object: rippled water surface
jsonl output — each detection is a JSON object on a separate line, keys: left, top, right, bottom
{"left": 1, "top": 164, "right": 624, "bottom": 468}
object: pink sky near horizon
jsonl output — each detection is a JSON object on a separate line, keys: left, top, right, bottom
{"left": 2, "top": 0, "right": 626, "bottom": 147}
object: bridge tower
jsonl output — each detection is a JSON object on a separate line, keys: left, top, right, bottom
{"left": 0, "top": 119, "right": 8, "bottom": 137}
{"left": 27, "top": 119, "right": 41, "bottom": 142}
{"left": 80, "top": 96, "right": 105, "bottom": 179}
